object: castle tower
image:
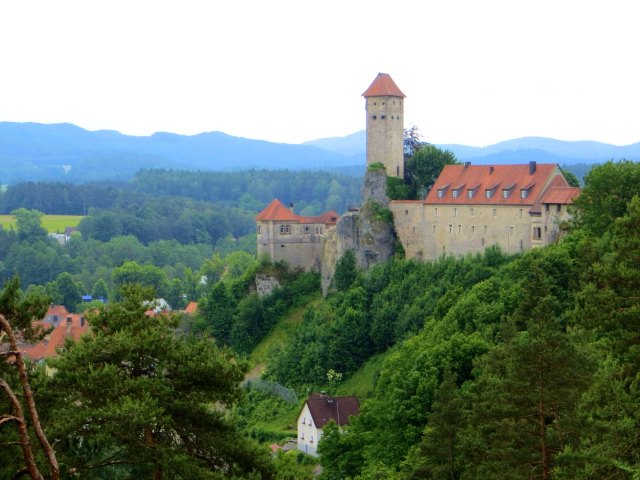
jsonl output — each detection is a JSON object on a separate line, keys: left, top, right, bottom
{"left": 362, "top": 73, "right": 406, "bottom": 178}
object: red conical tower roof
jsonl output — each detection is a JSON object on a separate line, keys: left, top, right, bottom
{"left": 362, "top": 73, "right": 406, "bottom": 98}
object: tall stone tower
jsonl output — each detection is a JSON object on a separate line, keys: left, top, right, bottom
{"left": 362, "top": 73, "right": 406, "bottom": 178}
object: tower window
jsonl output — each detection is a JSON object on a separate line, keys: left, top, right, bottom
{"left": 381, "top": 115, "right": 386, "bottom": 119}
{"left": 371, "top": 115, "right": 377, "bottom": 120}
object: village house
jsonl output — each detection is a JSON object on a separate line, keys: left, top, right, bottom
{"left": 255, "top": 199, "right": 338, "bottom": 271}
{"left": 297, "top": 392, "right": 360, "bottom": 457}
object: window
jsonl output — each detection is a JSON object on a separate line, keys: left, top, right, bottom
{"left": 502, "top": 188, "right": 511, "bottom": 199}
{"left": 449, "top": 224, "right": 453, "bottom": 233}
{"left": 484, "top": 225, "right": 488, "bottom": 234}
{"left": 470, "top": 207, "right": 474, "bottom": 217}
{"left": 405, "top": 210, "right": 409, "bottom": 215}
{"left": 486, "top": 189, "right": 494, "bottom": 199}
{"left": 533, "top": 227, "right": 542, "bottom": 239}
{"left": 437, "top": 189, "right": 445, "bottom": 198}
{"left": 304, "top": 226, "right": 310, "bottom": 233}
{"left": 509, "top": 225, "right": 514, "bottom": 235}
{"left": 519, "top": 208, "right": 523, "bottom": 218}
{"left": 453, "top": 208, "right": 457, "bottom": 217}
{"left": 457, "top": 225, "right": 462, "bottom": 234}
{"left": 521, "top": 189, "right": 529, "bottom": 199}
{"left": 372, "top": 115, "right": 377, "bottom": 120}
{"left": 280, "top": 224, "right": 291, "bottom": 234}
{"left": 301, "top": 417, "right": 305, "bottom": 425}
{"left": 310, "top": 435, "right": 314, "bottom": 443}
{"left": 432, "top": 225, "right": 436, "bottom": 233}
{"left": 452, "top": 189, "right": 460, "bottom": 198}
{"left": 557, "top": 204, "right": 562, "bottom": 212}
{"left": 257, "top": 225, "right": 261, "bottom": 234}
{"left": 300, "top": 432, "right": 304, "bottom": 440}
{"left": 545, "top": 204, "right": 550, "bottom": 213}
{"left": 493, "top": 209, "right": 497, "bottom": 218}
{"left": 434, "top": 208, "right": 438, "bottom": 217}
{"left": 467, "top": 188, "right": 475, "bottom": 198}
{"left": 472, "top": 225, "right": 476, "bottom": 233}
{"left": 381, "top": 115, "right": 386, "bottom": 119}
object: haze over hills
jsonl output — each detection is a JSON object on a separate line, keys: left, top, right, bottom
{"left": 1, "top": 121, "right": 639, "bottom": 184}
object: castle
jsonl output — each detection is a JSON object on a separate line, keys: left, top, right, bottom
{"left": 256, "top": 73, "right": 579, "bottom": 272}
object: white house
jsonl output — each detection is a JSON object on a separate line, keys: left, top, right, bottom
{"left": 297, "top": 392, "right": 360, "bottom": 457}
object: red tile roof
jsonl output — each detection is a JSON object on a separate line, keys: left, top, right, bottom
{"left": 256, "top": 199, "right": 338, "bottom": 225}
{"left": 184, "top": 302, "right": 198, "bottom": 315}
{"left": 362, "top": 73, "right": 406, "bottom": 98}
{"left": 424, "top": 163, "right": 569, "bottom": 207}
{"left": 305, "top": 393, "right": 360, "bottom": 428}
{"left": 21, "top": 314, "right": 89, "bottom": 361}
{"left": 540, "top": 186, "right": 581, "bottom": 205}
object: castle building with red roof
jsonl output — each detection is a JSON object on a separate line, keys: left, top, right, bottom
{"left": 256, "top": 200, "right": 338, "bottom": 271}
{"left": 390, "top": 162, "right": 580, "bottom": 259}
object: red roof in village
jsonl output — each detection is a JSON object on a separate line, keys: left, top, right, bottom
{"left": 256, "top": 199, "right": 338, "bottom": 225}
{"left": 21, "top": 313, "right": 89, "bottom": 361}
{"left": 305, "top": 393, "right": 360, "bottom": 428}
{"left": 362, "top": 73, "right": 406, "bottom": 98}
{"left": 184, "top": 302, "right": 198, "bottom": 315}
{"left": 423, "top": 163, "right": 570, "bottom": 207}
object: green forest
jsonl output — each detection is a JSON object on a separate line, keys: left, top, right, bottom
{"left": 1, "top": 159, "right": 639, "bottom": 479}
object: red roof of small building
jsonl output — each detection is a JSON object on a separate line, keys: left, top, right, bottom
{"left": 304, "top": 393, "right": 360, "bottom": 428}
{"left": 21, "top": 314, "right": 89, "bottom": 361}
{"left": 184, "top": 302, "right": 198, "bottom": 315}
{"left": 362, "top": 73, "right": 406, "bottom": 98}
{"left": 424, "top": 163, "right": 569, "bottom": 207}
{"left": 256, "top": 199, "right": 338, "bottom": 225}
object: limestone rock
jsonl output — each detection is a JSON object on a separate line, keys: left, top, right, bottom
{"left": 255, "top": 273, "right": 281, "bottom": 298}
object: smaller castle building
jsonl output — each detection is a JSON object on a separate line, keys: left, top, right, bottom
{"left": 256, "top": 199, "right": 338, "bottom": 271}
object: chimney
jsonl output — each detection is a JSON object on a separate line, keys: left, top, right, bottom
{"left": 529, "top": 161, "right": 536, "bottom": 174}
{"left": 489, "top": 166, "right": 494, "bottom": 175}
{"left": 66, "top": 316, "right": 72, "bottom": 335}
{"left": 80, "top": 316, "right": 85, "bottom": 327}
{"left": 289, "top": 202, "right": 295, "bottom": 213}
{"left": 464, "top": 161, "right": 471, "bottom": 168}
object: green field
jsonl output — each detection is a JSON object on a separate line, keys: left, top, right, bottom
{"left": 0, "top": 215, "right": 84, "bottom": 233}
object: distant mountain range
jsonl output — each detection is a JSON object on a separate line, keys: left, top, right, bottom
{"left": 1, "top": 122, "right": 638, "bottom": 184}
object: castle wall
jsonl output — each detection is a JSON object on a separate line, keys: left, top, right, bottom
{"left": 365, "top": 96, "right": 404, "bottom": 178}
{"left": 257, "top": 220, "right": 330, "bottom": 271}
{"left": 390, "top": 201, "right": 428, "bottom": 260}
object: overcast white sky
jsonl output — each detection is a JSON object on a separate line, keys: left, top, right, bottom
{"left": 1, "top": 0, "right": 638, "bottom": 146}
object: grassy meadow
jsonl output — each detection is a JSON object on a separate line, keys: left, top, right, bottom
{"left": 0, "top": 215, "right": 83, "bottom": 233}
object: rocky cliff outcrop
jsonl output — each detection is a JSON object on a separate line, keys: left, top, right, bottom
{"left": 321, "top": 169, "right": 396, "bottom": 294}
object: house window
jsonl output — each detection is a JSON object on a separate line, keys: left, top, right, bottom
{"left": 509, "top": 225, "right": 514, "bottom": 235}
{"left": 372, "top": 115, "right": 377, "bottom": 120}
{"left": 545, "top": 204, "right": 550, "bottom": 213}
{"left": 280, "top": 224, "right": 291, "bottom": 234}
{"left": 452, "top": 189, "right": 459, "bottom": 198}
{"left": 300, "top": 432, "right": 304, "bottom": 440}
{"left": 381, "top": 115, "right": 386, "bottom": 119}
{"left": 437, "top": 189, "right": 445, "bottom": 198}
{"left": 453, "top": 208, "right": 457, "bottom": 217}
{"left": 405, "top": 210, "right": 408, "bottom": 215}
{"left": 467, "top": 189, "right": 475, "bottom": 198}
{"left": 304, "top": 226, "right": 310, "bottom": 233}
{"left": 521, "top": 189, "right": 529, "bottom": 199}
{"left": 449, "top": 224, "right": 453, "bottom": 233}
{"left": 533, "top": 227, "right": 542, "bottom": 239}
{"left": 484, "top": 225, "right": 488, "bottom": 234}
{"left": 486, "top": 189, "right": 494, "bottom": 199}
{"left": 457, "top": 225, "right": 462, "bottom": 234}
{"left": 434, "top": 208, "right": 438, "bottom": 217}
{"left": 301, "top": 418, "right": 305, "bottom": 425}
{"left": 470, "top": 208, "right": 474, "bottom": 217}
{"left": 557, "top": 204, "right": 562, "bottom": 212}
{"left": 519, "top": 208, "right": 523, "bottom": 218}
{"left": 472, "top": 225, "right": 476, "bottom": 233}
{"left": 502, "top": 188, "right": 511, "bottom": 198}
{"left": 310, "top": 435, "right": 314, "bottom": 443}
{"left": 493, "top": 209, "right": 497, "bottom": 218}
{"left": 432, "top": 225, "right": 436, "bottom": 233}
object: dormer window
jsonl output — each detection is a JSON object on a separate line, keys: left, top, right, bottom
{"left": 520, "top": 189, "right": 529, "bottom": 199}
{"left": 452, "top": 189, "right": 460, "bottom": 198}
{"left": 467, "top": 188, "right": 475, "bottom": 198}
{"left": 502, "top": 188, "right": 512, "bottom": 199}
{"left": 485, "top": 189, "right": 494, "bottom": 199}
{"left": 437, "top": 189, "right": 446, "bottom": 198}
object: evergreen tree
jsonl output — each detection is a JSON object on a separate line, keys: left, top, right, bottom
{"left": 47, "top": 285, "right": 274, "bottom": 479}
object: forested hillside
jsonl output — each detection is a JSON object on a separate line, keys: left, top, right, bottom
{"left": 1, "top": 161, "right": 639, "bottom": 479}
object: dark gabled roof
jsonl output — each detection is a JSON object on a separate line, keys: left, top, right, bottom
{"left": 362, "top": 73, "right": 406, "bottom": 98}
{"left": 304, "top": 393, "right": 360, "bottom": 428}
